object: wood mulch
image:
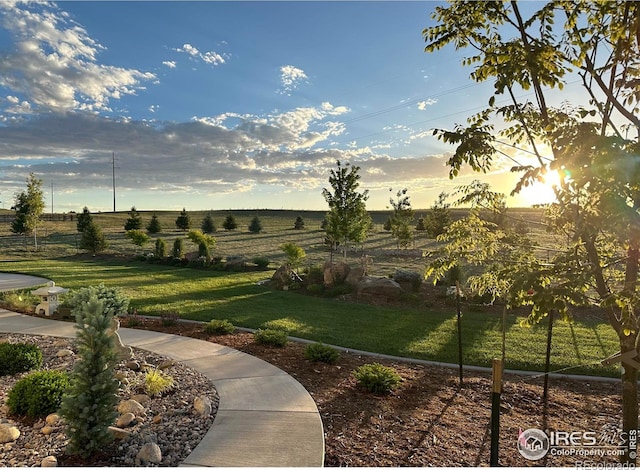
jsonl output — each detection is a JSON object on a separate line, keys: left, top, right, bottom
{"left": 128, "top": 317, "right": 623, "bottom": 467}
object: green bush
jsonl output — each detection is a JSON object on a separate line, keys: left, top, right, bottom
{"left": 305, "top": 343, "right": 340, "bottom": 364}
{"left": 204, "top": 319, "right": 235, "bottom": 335}
{"left": 254, "top": 328, "right": 288, "bottom": 347}
{"left": 154, "top": 238, "right": 167, "bottom": 258}
{"left": 7, "top": 370, "right": 70, "bottom": 417}
{"left": 252, "top": 257, "right": 270, "bottom": 269}
{"left": 352, "top": 363, "right": 401, "bottom": 394}
{"left": 0, "top": 342, "right": 43, "bottom": 376}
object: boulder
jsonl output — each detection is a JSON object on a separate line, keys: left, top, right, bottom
{"left": 271, "top": 264, "right": 292, "bottom": 289}
{"left": 345, "top": 266, "right": 365, "bottom": 287}
{"left": 194, "top": 396, "right": 212, "bottom": 417}
{"left": 393, "top": 269, "right": 423, "bottom": 292}
{"left": 0, "top": 424, "right": 20, "bottom": 443}
{"left": 41, "top": 456, "right": 58, "bottom": 467}
{"left": 356, "top": 277, "right": 404, "bottom": 303}
{"left": 117, "top": 399, "right": 145, "bottom": 416}
{"left": 108, "top": 426, "right": 132, "bottom": 440}
{"left": 116, "top": 412, "right": 136, "bottom": 428}
{"left": 323, "top": 262, "right": 351, "bottom": 287}
{"left": 136, "top": 442, "right": 162, "bottom": 465}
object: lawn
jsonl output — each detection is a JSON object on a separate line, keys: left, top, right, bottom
{"left": 0, "top": 256, "right": 621, "bottom": 377}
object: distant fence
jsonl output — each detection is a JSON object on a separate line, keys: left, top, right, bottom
{"left": 0, "top": 213, "right": 75, "bottom": 223}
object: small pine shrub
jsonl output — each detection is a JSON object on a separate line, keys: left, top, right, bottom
{"left": 252, "top": 257, "right": 270, "bottom": 269}
{"left": 254, "top": 328, "right": 288, "bottom": 347}
{"left": 7, "top": 370, "right": 70, "bottom": 417}
{"left": 248, "top": 215, "right": 263, "bottom": 233}
{"left": 204, "top": 319, "right": 235, "bottom": 335}
{"left": 154, "top": 238, "right": 167, "bottom": 258}
{"left": 173, "top": 238, "right": 184, "bottom": 258}
{"left": 0, "top": 342, "right": 43, "bottom": 376}
{"left": 352, "top": 363, "right": 401, "bottom": 394}
{"left": 144, "top": 369, "right": 175, "bottom": 397}
{"left": 305, "top": 343, "right": 340, "bottom": 364}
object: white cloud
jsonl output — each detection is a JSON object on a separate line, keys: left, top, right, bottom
{"left": 174, "top": 43, "right": 227, "bottom": 66}
{"left": 417, "top": 98, "right": 438, "bottom": 110}
{"left": 279, "top": 65, "right": 308, "bottom": 95}
{"left": 162, "top": 60, "right": 177, "bottom": 69}
{"left": 0, "top": 2, "right": 156, "bottom": 114}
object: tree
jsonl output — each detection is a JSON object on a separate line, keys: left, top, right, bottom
{"left": 76, "top": 207, "right": 93, "bottom": 233}
{"left": 425, "top": 192, "right": 451, "bottom": 238}
{"left": 60, "top": 295, "right": 119, "bottom": 458}
{"left": 80, "top": 221, "right": 108, "bottom": 255}
{"left": 322, "top": 160, "right": 372, "bottom": 259}
{"left": 248, "top": 215, "right": 263, "bottom": 234}
{"left": 175, "top": 208, "right": 191, "bottom": 231}
{"left": 294, "top": 216, "right": 305, "bottom": 230}
{"left": 281, "top": 242, "right": 306, "bottom": 270}
{"left": 172, "top": 238, "right": 184, "bottom": 258}
{"left": 124, "top": 206, "right": 142, "bottom": 231}
{"left": 146, "top": 213, "right": 162, "bottom": 234}
{"left": 187, "top": 229, "right": 216, "bottom": 249}
{"left": 388, "top": 188, "right": 414, "bottom": 249}
{"left": 201, "top": 214, "right": 216, "bottom": 234}
{"left": 154, "top": 238, "right": 167, "bottom": 258}
{"left": 11, "top": 173, "right": 45, "bottom": 250}
{"left": 222, "top": 214, "right": 238, "bottom": 231}
{"left": 424, "top": 1, "right": 640, "bottom": 461}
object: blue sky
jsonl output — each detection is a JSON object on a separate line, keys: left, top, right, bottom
{"left": 0, "top": 0, "right": 562, "bottom": 213}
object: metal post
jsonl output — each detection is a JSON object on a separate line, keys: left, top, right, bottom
{"left": 455, "top": 281, "right": 464, "bottom": 386}
{"left": 490, "top": 358, "right": 503, "bottom": 466}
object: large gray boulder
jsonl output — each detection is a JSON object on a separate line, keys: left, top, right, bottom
{"left": 356, "top": 277, "right": 404, "bottom": 303}
{"left": 323, "top": 261, "right": 351, "bottom": 287}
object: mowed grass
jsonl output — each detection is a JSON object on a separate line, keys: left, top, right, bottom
{"left": 1, "top": 257, "right": 621, "bottom": 377}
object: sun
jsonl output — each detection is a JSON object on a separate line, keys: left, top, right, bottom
{"left": 518, "top": 169, "right": 562, "bottom": 206}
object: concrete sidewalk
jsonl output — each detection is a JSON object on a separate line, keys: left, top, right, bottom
{"left": 0, "top": 309, "right": 325, "bottom": 467}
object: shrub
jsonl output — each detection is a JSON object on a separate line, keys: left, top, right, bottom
{"left": 305, "top": 343, "right": 340, "bottom": 364}
{"left": 144, "top": 369, "right": 175, "bottom": 397}
{"left": 352, "top": 363, "right": 401, "bottom": 394}
{"left": 147, "top": 214, "right": 162, "bottom": 234}
{"left": 7, "top": 370, "right": 70, "bottom": 417}
{"left": 204, "top": 319, "right": 235, "bottom": 335}
{"left": 223, "top": 214, "right": 238, "bottom": 231}
{"left": 124, "top": 207, "right": 142, "bottom": 231}
{"left": 1, "top": 290, "right": 38, "bottom": 313}
{"left": 173, "top": 238, "right": 184, "bottom": 258}
{"left": 294, "top": 216, "right": 305, "bottom": 230}
{"left": 175, "top": 208, "right": 191, "bottom": 231}
{"left": 0, "top": 342, "right": 43, "bottom": 376}
{"left": 60, "top": 296, "right": 120, "bottom": 458}
{"left": 154, "top": 238, "right": 167, "bottom": 258}
{"left": 67, "top": 284, "right": 129, "bottom": 318}
{"left": 248, "top": 215, "right": 263, "bottom": 233}
{"left": 252, "top": 257, "right": 270, "bottom": 269}
{"left": 126, "top": 229, "right": 150, "bottom": 248}
{"left": 254, "top": 328, "right": 288, "bottom": 347}
{"left": 201, "top": 214, "right": 216, "bottom": 234}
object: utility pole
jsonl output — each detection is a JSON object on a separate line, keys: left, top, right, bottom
{"left": 112, "top": 152, "right": 116, "bottom": 213}
{"left": 51, "top": 180, "right": 54, "bottom": 217}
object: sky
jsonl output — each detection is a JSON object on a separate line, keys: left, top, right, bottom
{"left": 0, "top": 0, "right": 567, "bottom": 214}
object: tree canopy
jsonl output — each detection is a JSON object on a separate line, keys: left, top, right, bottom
{"left": 424, "top": 1, "right": 640, "bottom": 461}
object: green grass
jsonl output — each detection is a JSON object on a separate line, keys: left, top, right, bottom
{"left": 0, "top": 257, "right": 621, "bottom": 377}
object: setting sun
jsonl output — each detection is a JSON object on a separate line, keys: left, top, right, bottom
{"left": 518, "top": 169, "right": 562, "bottom": 206}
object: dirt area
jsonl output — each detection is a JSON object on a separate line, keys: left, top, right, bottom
{"left": 128, "top": 317, "right": 624, "bottom": 467}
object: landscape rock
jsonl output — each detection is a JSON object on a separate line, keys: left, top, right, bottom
{"left": 136, "top": 442, "right": 162, "bottom": 465}
{"left": 108, "top": 426, "right": 132, "bottom": 440}
{"left": 45, "top": 414, "right": 60, "bottom": 426}
{"left": 345, "top": 266, "right": 365, "bottom": 287}
{"left": 393, "top": 269, "right": 423, "bottom": 292}
{"left": 131, "top": 394, "right": 151, "bottom": 405}
{"left": 40, "top": 426, "right": 54, "bottom": 436}
{"left": 56, "top": 349, "right": 73, "bottom": 358}
{"left": 194, "top": 396, "right": 212, "bottom": 417}
{"left": 117, "top": 399, "right": 145, "bottom": 416}
{"left": 270, "top": 264, "right": 292, "bottom": 289}
{"left": 323, "top": 261, "right": 350, "bottom": 287}
{"left": 116, "top": 412, "right": 136, "bottom": 428}
{"left": 0, "top": 424, "right": 20, "bottom": 443}
{"left": 40, "top": 456, "right": 57, "bottom": 467}
{"left": 356, "top": 277, "right": 404, "bottom": 303}
{"left": 124, "top": 361, "right": 140, "bottom": 371}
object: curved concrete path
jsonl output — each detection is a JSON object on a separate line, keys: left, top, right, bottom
{"left": 0, "top": 309, "right": 325, "bottom": 467}
{"left": 0, "top": 272, "right": 49, "bottom": 292}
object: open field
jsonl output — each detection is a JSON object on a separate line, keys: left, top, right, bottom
{"left": 0, "top": 207, "right": 620, "bottom": 377}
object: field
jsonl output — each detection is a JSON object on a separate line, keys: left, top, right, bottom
{"left": 0, "top": 207, "right": 621, "bottom": 377}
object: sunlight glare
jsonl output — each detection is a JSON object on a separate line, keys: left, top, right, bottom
{"left": 519, "top": 168, "right": 562, "bottom": 206}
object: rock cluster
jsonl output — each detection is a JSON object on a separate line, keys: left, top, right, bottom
{"left": 0, "top": 333, "right": 219, "bottom": 467}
